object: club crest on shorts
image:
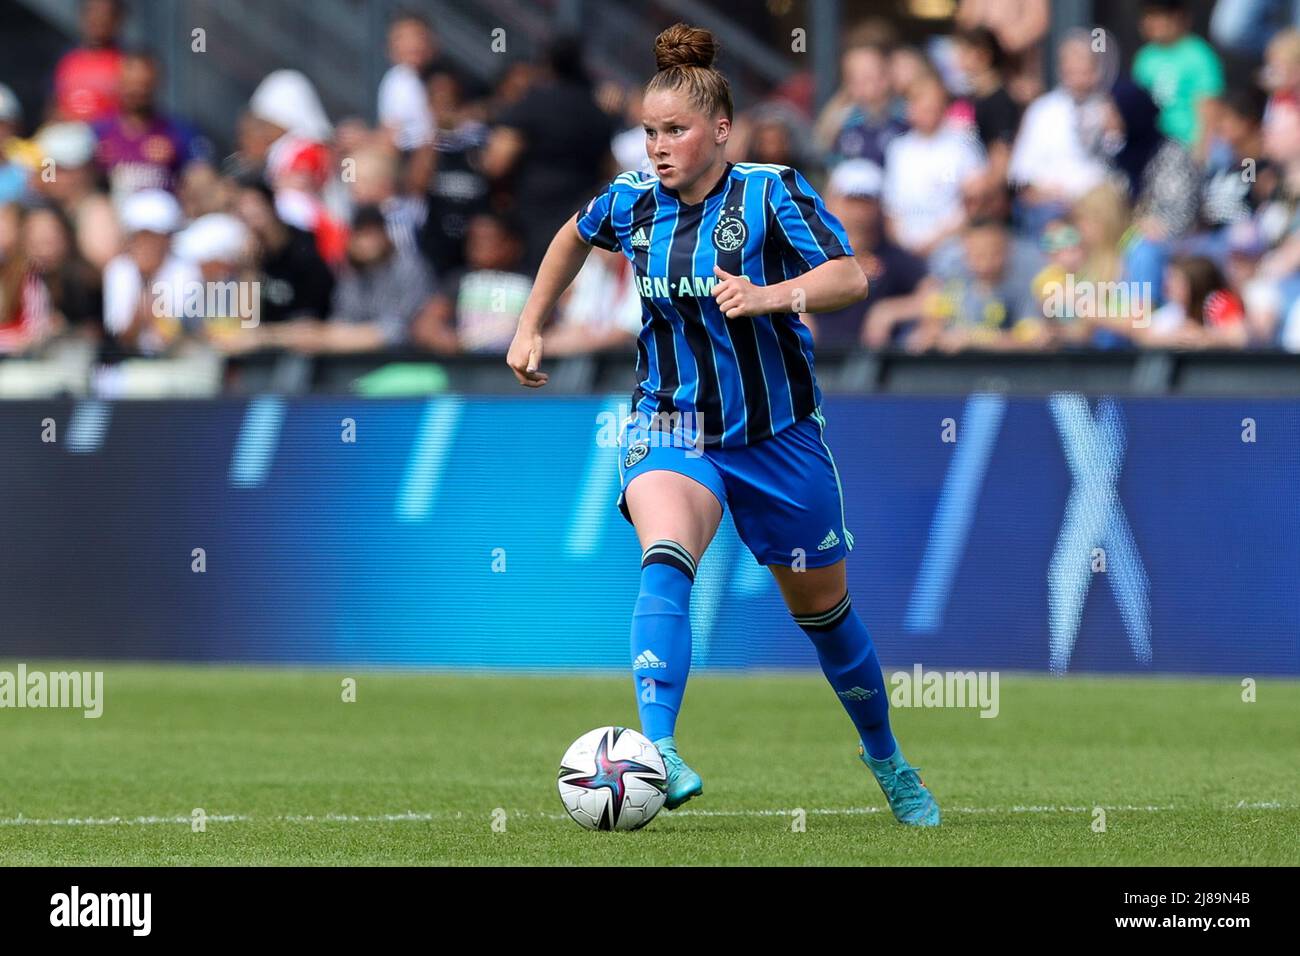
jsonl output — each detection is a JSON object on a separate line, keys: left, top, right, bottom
{"left": 712, "top": 205, "right": 747, "bottom": 253}
{"left": 624, "top": 440, "right": 650, "bottom": 469}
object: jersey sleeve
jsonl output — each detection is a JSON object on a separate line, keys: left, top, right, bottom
{"left": 574, "top": 180, "right": 622, "bottom": 253}
{"left": 765, "top": 167, "right": 853, "bottom": 272}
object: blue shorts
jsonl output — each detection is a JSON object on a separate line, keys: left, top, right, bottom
{"left": 616, "top": 407, "right": 855, "bottom": 568}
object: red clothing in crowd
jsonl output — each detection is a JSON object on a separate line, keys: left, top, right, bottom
{"left": 53, "top": 47, "right": 124, "bottom": 123}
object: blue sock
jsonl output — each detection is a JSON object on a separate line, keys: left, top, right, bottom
{"left": 794, "top": 593, "right": 897, "bottom": 760}
{"left": 630, "top": 540, "right": 696, "bottom": 743}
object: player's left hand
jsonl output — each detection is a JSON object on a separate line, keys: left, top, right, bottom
{"left": 712, "top": 266, "right": 771, "bottom": 319}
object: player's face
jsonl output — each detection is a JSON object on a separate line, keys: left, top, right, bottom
{"left": 642, "top": 90, "right": 725, "bottom": 191}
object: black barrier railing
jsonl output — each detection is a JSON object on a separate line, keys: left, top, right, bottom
{"left": 6, "top": 348, "right": 1300, "bottom": 398}
{"left": 221, "top": 348, "right": 1300, "bottom": 397}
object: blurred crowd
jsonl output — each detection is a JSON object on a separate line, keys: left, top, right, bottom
{"left": 1, "top": 0, "right": 1299, "bottom": 369}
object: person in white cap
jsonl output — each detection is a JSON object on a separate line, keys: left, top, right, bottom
{"left": 171, "top": 212, "right": 259, "bottom": 348}
{"left": 32, "top": 121, "right": 121, "bottom": 270}
{"left": 803, "top": 159, "right": 928, "bottom": 349}
{"left": 244, "top": 70, "right": 347, "bottom": 268}
{"left": 102, "top": 188, "right": 199, "bottom": 354}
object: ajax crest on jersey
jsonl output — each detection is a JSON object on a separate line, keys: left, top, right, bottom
{"left": 557, "top": 726, "right": 667, "bottom": 831}
{"left": 712, "top": 205, "right": 747, "bottom": 253}
{"left": 624, "top": 440, "right": 649, "bottom": 469}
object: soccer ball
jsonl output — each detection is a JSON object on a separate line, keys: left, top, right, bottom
{"left": 557, "top": 726, "right": 667, "bottom": 831}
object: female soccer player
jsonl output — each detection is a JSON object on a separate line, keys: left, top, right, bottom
{"left": 506, "top": 23, "right": 939, "bottom": 826}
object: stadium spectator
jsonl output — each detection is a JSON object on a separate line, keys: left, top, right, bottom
{"left": 483, "top": 36, "right": 617, "bottom": 273}
{"left": 376, "top": 10, "right": 438, "bottom": 195}
{"left": 23, "top": 203, "right": 102, "bottom": 338}
{"left": 33, "top": 122, "right": 120, "bottom": 271}
{"left": 0, "top": 204, "right": 54, "bottom": 354}
{"left": 235, "top": 179, "right": 334, "bottom": 326}
{"left": 177, "top": 161, "right": 235, "bottom": 222}
{"left": 955, "top": 0, "right": 1050, "bottom": 105}
{"left": 488, "top": 59, "right": 538, "bottom": 114}
{"left": 1220, "top": 220, "right": 1280, "bottom": 345}
{"left": 815, "top": 42, "right": 908, "bottom": 168}
{"left": 882, "top": 70, "right": 984, "bottom": 257}
{"left": 607, "top": 81, "right": 654, "bottom": 175}
{"left": 223, "top": 109, "right": 281, "bottom": 183}
{"left": 1260, "top": 28, "right": 1300, "bottom": 112}
{"left": 1030, "top": 219, "right": 1089, "bottom": 345}
{"left": 346, "top": 145, "right": 425, "bottom": 260}
{"left": 1008, "top": 31, "right": 1113, "bottom": 236}
{"left": 543, "top": 245, "right": 641, "bottom": 356}
{"left": 417, "top": 63, "right": 491, "bottom": 276}
{"left": 1132, "top": 0, "right": 1225, "bottom": 147}
{"left": 50, "top": 0, "right": 124, "bottom": 124}
{"left": 1139, "top": 255, "right": 1247, "bottom": 348}
{"left": 246, "top": 70, "right": 346, "bottom": 268}
{"left": 172, "top": 212, "right": 253, "bottom": 347}
{"left": 92, "top": 50, "right": 212, "bottom": 204}
{"left": 1211, "top": 0, "right": 1300, "bottom": 57}
{"left": 1069, "top": 182, "right": 1165, "bottom": 346}
{"left": 276, "top": 204, "right": 435, "bottom": 353}
{"left": 1240, "top": 94, "right": 1300, "bottom": 347}
{"left": 801, "top": 159, "right": 926, "bottom": 349}
{"left": 744, "top": 103, "right": 809, "bottom": 168}
{"left": 0, "top": 84, "right": 36, "bottom": 205}
{"left": 1199, "top": 87, "right": 1272, "bottom": 233}
{"left": 951, "top": 26, "right": 1021, "bottom": 188}
{"left": 889, "top": 45, "right": 931, "bottom": 111}
{"left": 378, "top": 11, "right": 437, "bottom": 149}
{"left": 912, "top": 218, "right": 1045, "bottom": 352}
{"left": 0, "top": 203, "right": 16, "bottom": 259}
{"left": 101, "top": 188, "right": 197, "bottom": 355}
{"left": 412, "top": 210, "right": 531, "bottom": 354}
{"left": 1098, "top": 78, "right": 1200, "bottom": 242}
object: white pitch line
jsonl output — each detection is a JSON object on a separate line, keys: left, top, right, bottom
{"left": 0, "top": 803, "right": 1292, "bottom": 827}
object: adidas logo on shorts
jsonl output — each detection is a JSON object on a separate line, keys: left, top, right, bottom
{"left": 631, "top": 227, "right": 650, "bottom": 249}
{"left": 634, "top": 650, "right": 667, "bottom": 670}
{"left": 817, "top": 529, "right": 841, "bottom": 551}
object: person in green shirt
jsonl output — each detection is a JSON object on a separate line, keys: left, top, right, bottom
{"left": 1133, "top": 0, "right": 1226, "bottom": 146}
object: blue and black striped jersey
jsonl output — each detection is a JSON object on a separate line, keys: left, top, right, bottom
{"left": 574, "top": 161, "right": 854, "bottom": 448}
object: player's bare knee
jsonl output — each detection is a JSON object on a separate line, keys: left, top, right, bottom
{"left": 772, "top": 562, "right": 847, "bottom": 616}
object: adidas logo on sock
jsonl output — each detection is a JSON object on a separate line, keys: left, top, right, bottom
{"left": 634, "top": 650, "right": 667, "bottom": 670}
{"left": 817, "top": 529, "right": 841, "bottom": 551}
{"left": 837, "top": 686, "right": 877, "bottom": 701}
{"left": 631, "top": 227, "right": 650, "bottom": 248}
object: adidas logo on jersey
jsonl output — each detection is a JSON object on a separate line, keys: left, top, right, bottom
{"left": 631, "top": 227, "right": 650, "bottom": 248}
{"left": 837, "top": 686, "right": 877, "bottom": 701}
{"left": 634, "top": 650, "right": 667, "bottom": 670}
{"left": 817, "top": 529, "right": 841, "bottom": 551}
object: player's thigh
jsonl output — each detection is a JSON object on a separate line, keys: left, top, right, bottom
{"left": 624, "top": 469, "right": 724, "bottom": 564}
{"left": 719, "top": 411, "right": 853, "bottom": 581}
{"left": 770, "top": 560, "right": 847, "bottom": 616}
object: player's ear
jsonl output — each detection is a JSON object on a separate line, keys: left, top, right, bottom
{"left": 714, "top": 116, "right": 730, "bottom": 147}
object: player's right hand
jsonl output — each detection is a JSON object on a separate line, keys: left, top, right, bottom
{"left": 506, "top": 327, "right": 549, "bottom": 388}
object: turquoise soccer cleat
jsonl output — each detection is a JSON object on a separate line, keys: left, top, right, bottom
{"left": 859, "top": 744, "right": 941, "bottom": 827}
{"left": 653, "top": 736, "right": 703, "bottom": 810}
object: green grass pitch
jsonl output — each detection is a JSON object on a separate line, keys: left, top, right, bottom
{"left": 0, "top": 663, "right": 1296, "bottom": 866}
